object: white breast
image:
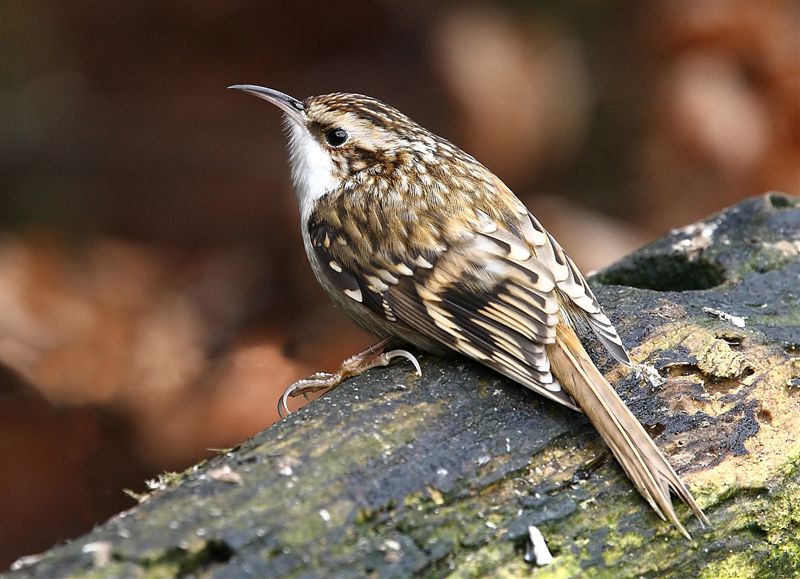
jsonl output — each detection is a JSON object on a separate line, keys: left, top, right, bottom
{"left": 285, "top": 118, "right": 338, "bottom": 223}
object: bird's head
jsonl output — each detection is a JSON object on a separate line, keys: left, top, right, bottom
{"left": 229, "top": 85, "right": 439, "bottom": 216}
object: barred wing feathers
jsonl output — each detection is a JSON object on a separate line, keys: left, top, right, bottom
{"left": 308, "top": 202, "right": 580, "bottom": 410}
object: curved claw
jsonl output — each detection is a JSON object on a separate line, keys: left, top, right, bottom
{"left": 278, "top": 373, "right": 338, "bottom": 418}
{"left": 278, "top": 383, "right": 297, "bottom": 419}
{"left": 276, "top": 344, "right": 420, "bottom": 420}
{"left": 384, "top": 349, "right": 422, "bottom": 376}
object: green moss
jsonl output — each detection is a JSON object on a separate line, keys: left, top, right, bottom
{"left": 601, "top": 531, "right": 646, "bottom": 567}
{"left": 699, "top": 552, "right": 758, "bottom": 579}
{"left": 758, "top": 466, "right": 800, "bottom": 576}
{"left": 449, "top": 541, "right": 518, "bottom": 578}
{"left": 528, "top": 558, "right": 586, "bottom": 579}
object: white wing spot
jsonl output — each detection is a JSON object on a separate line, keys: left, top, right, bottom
{"left": 376, "top": 269, "right": 399, "bottom": 284}
{"left": 415, "top": 256, "right": 434, "bottom": 269}
{"left": 344, "top": 288, "right": 363, "bottom": 303}
{"left": 508, "top": 243, "right": 532, "bottom": 262}
{"left": 382, "top": 299, "right": 397, "bottom": 322}
{"left": 395, "top": 263, "right": 414, "bottom": 276}
{"left": 522, "top": 215, "right": 547, "bottom": 246}
{"left": 365, "top": 275, "right": 389, "bottom": 292}
{"left": 329, "top": 261, "right": 342, "bottom": 273}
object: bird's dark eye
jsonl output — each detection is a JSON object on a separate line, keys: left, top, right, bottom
{"left": 325, "top": 128, "right": 348, "bottom": 147}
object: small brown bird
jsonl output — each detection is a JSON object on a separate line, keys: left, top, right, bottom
{"left": 230, "top": 85, "right": 709, "bottom": 539}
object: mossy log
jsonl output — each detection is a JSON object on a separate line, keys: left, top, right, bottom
{"left": 7, "top": 194, "right": 800, "bottom": 578}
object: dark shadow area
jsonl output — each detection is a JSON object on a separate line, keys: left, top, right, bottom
{"left": 596, "top": 255, "right": 727, "bottom": 291}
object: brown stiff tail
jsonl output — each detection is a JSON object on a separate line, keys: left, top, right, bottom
{"left": 547, "top": 323, "right": 710, "bottom": 540}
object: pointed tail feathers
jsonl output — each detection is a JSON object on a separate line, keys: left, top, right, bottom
{"left": 547, "top": 323, "right": 709, "bottom": 540}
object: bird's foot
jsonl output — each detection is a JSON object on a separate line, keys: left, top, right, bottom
{"left": 278, "top": 338, "right": 422, "bottom": 418}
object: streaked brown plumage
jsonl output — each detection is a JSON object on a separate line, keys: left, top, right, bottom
{"left": 230, "top": 85, "right": 709, "bottom": 539}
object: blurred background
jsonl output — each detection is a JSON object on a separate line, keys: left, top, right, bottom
{"left": 1, "top": 0, "right": 798, "bottom": 569}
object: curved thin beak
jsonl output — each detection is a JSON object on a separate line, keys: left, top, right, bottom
{"left": 228, "top": 84, "right": 306, "bottom": 124}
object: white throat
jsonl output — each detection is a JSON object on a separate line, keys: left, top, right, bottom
{"left": 285, "top": 118, "right": 338, "bottom": 221}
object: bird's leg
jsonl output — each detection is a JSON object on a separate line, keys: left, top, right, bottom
{"left": 278, "top": 337, "right": 422, "bottom": 417}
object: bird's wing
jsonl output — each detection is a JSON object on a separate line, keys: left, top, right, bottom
{"left": 308, "top": 198, "right": 579, "bottom": 410}
{"left": 498, "top": 183, "right": 630, "bottom": 366}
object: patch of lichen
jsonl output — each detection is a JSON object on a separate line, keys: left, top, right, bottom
{"left": 624, "top": 320, "right": 755, "bottom": 385}
{"left": 521, "top": 438, "right": 605, "bottom": 490}
{"left": 457, "top": 444, "right": 797, "bottom": 577}
{"left": 365, "top": 423, "right": 777, "bottom": 578}
{"left": 368, "top": 444, "right": 698, "bottom": 577}
{"left": 688, "top": 353, "right": 800, "bottom": 497}
{"left": 67, "top": 395, "right": 448, "bottom": 577}
{"left": 698, "top": 552, "right": 758, "bottom": 579}
{"left": 756, "top": 462, "right": 800, "bottom": 575}
{"left": 526, "top": 468, "right": 698, "bottom": 577}
{"left": 612, "top": 315, "right": 800, "bottom": 506}
{"left": 728, "top": 238, "right": 800, "bottom": 279}
{"left": 600, "top": 531, "right": 646, "bottom": 567}
{"left": 680, "top": 324, "right": 754, "bottom": 380}
{"left": 264, "top": 400, "right": 446, "bottom": 550}
{"left": 450, "top": 542, "right": 534, "bottom": 578}
{"left": 339, "top": 430, "right": 595, "bottom": 577}
{"left": 667, "top": 459, "right": 800, "bottom": 578}
{"left": 754, "top": 307, "right": 800, "bottom": 330}
{"left": 392, "top": 486, "right": 512, "bottom": 560}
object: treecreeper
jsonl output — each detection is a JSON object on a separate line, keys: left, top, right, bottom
{"left": 229, "top": 85, "right": 710, "bottom": 540}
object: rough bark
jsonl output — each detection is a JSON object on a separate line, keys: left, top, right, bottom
{"left": 7, "top": 193, "right": 800, "bottom": 578}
